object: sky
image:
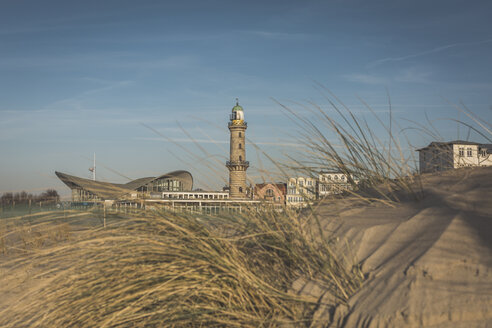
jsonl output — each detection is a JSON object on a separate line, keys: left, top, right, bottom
{"left": 1, "top": 0, "right": 491, "bottom": 197}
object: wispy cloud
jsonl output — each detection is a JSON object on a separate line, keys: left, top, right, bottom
{"left": 0, "top": 52, "right": 197, "bottom": 71}
{"left": 344, "top": 66, "right": 433, "bottom": 86}
{"left": 369, "top": 38, "right": 492, "bottom": 67}
{"left": 0, "top": 9, "right": 128, "bottom": 36}
{"left": 342, "top": 73, "right": 388, "bottom": 85}
{"left": 243, "top": 30, "right": 313, "bottom": 40}
{"left": 394, "top": 67, "right": 432, "bottom": 84}
{"left": 47, "top": 80, "right": 134, "bottom": 110}
{"left": 135, "top": 137, "right": 303, "bottom": 148}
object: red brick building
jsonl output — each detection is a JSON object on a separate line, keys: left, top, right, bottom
{"left": 253, "top": 183, "right": 287, "bottom": 204}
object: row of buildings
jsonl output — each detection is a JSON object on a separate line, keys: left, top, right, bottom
{"left": 254, "top": 172, "right": 357, "bottom": 207}
{"left": 55, "top": 101, "right": 491, "bottom": 211}
{"left": 56, "top": 101, "right": 357, "bottom": 210}
{"left": 56, "top": 169, "right": 356, "bottom": 209}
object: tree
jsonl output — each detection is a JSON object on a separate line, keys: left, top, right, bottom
{"left": 38, "top": 189, "right": 60, "bottom": 204}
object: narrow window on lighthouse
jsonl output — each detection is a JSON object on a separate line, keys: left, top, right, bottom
{"left": 239, "top": 156, "right": 242, "bottom": 161}
{"left": 239, "top": 143, "right": 242, "bottom": 149}
{"left": 239, "top": 132, "right": 242, "bottom": 137}
{"left": 239, "top": 187, "right": 243, "bottom": 193}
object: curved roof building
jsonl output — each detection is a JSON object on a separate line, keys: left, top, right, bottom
{"left": 56, "top": 170, "right": 193, "bottom": 202}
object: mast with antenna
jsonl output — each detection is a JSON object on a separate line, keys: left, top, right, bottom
{"left": 89, "top": 153, "right": 96, "bottom": 181}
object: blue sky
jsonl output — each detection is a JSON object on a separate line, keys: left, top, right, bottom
{"left": 1, "top": 0, "right": 491, "bottom": 196}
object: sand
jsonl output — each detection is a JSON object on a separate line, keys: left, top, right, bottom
{"left": 296, "top": 166, "right": 492, "bottom": 327}
{"left": 1, "top": 167, "right": 491, "bottom": 327}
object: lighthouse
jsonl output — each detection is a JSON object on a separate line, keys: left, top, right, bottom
{"left": 226, "top": 99, "right": 249, "bottom": 199}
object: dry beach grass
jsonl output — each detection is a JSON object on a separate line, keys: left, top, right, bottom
{"left": 0, "top": 206, "right": 362, "bottom": 327}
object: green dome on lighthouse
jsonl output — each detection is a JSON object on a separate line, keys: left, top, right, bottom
{"left": 232, "top": 98, "right": 243, "bottom": 112}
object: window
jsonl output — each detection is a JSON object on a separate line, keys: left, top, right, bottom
{"left": 308, "top": 180, "right": 312, "bottom": 186}
{"left": 480, "top": 149, "right": 487, "bottom": 157}
{"left": 299, "top": 180, "right": 304, "bottom": 186}
{"left": 239, "top": 187, "right": 243, "bottom": 193}
{"left": 239, "top": 132, "right": 242, "bottom": 137}
{"left": 239, "top": 156, "right": 242, "bottom": 161}
{"left": 467, "top": 147, "right": 472, "bottom": 157}
{"left": 239, "top": 143, "right": 242, "bottom": 149}
{"left": 266, "top": 189, "right": 274, "bottom": 197}
{"left": 459, "top": 147, "right": 464, "bottom": 156}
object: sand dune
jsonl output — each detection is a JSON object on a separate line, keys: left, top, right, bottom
{"left": 1, "top": 167, "right": 491, "bottom": 327}
{"left": 302, "top": 166, "right": 492, "bottom": 327}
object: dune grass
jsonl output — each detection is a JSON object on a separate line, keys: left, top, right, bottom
{"left": 275, "top": 90, "right": 424, "bottom": 205}
{"left": 0, "top": 205, "right": 362, "bottom": 327}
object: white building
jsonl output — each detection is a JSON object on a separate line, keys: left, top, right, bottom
{"left": 286, "top": 177, "right": 317, "bottom": 207}
{"left": 417, "top": 140, "right": 492, "bottom": 173}
{"left": 318, "top": 172, "right": 358, "bottom": 197}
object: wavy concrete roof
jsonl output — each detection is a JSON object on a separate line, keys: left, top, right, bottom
{"left": 56, "top": 170, "right": 193, "bottom": 200}
{"left": 122, "top": 170, "right": 193, "bottom": 191}
{"left": 55, "top": 172, "right": 134, "bottom": 200}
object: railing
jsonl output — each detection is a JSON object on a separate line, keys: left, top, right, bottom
{"left": 228, "top": 121, "right": 247, "bottom": 127}
{"left": 226, "top": 160, "right": 250, "bottom": 166}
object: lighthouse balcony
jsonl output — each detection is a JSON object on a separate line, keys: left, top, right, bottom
{"left": 226, "top": 160, "right": 250, "bottom": 167}
{"left": 228, "top": 121, "right": 247, "bottom": 128}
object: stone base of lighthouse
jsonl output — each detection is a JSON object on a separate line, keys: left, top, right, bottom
{"left": 228, "top": 168, "right": 247, "bottom": 199}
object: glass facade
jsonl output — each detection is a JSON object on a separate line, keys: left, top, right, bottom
{"left": 137, "top": 178, "right": 183, "bottom": 192}
{"left": 72, "top": 188, "right": 100, "bottom": 202}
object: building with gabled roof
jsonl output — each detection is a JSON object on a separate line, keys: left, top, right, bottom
{"left": 253, "top": 182, "right": 286, "bottom": 204}
{"left": 417, "top": 140, "right": 492, "bottom": 173}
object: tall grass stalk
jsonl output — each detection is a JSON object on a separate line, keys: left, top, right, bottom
{"left": 0, "top": 206, "right": 362, "bottom": 327}
{"left": 275, "top": 90, "right": 423, "bottom": 204}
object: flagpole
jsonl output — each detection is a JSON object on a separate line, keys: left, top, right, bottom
{"left": 93, "top": 153, "right": 96, "bottom": 181}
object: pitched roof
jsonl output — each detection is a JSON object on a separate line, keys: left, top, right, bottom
{"left": 417, "top": 140, "right": 482, "bottom": 151}
{"left": 254, "top": 183, "right": 287, "bottom": 194}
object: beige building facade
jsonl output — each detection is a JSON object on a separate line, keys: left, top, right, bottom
{"left": 286, "top": 177, "right": 317, "bottom": 207}
{"left": 318, "top": 172, "right": 357, "bottom": 197}
{"left": 417, "top": 140, "right": 492, "bottom": 173}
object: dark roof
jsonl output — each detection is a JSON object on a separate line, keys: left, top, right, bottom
{"left": 417, "top": 140, "right": 482, "bottom": 151}
{"left": 445, "top": 140, "right": 482, "bottom": 145}
{"left": 254, "top": 183, "right": 287, "bottom": 194}
{"left": 480, "top": 144, "right": 492, "bottom": 154}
